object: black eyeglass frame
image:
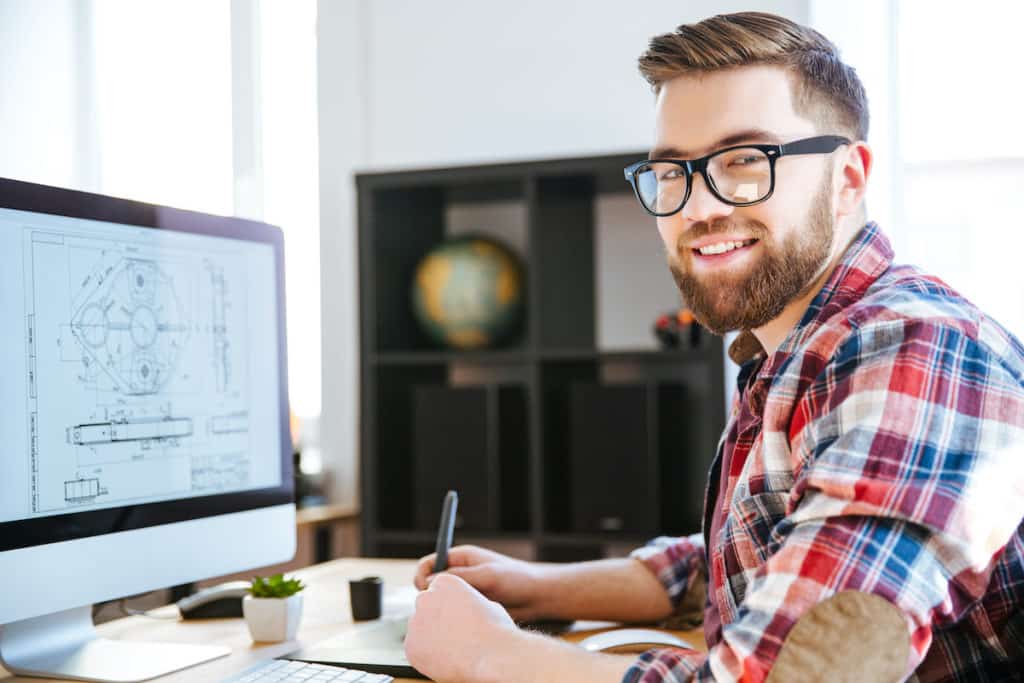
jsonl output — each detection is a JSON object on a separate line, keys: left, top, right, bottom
{"left": 623, "top": 134, "right": 852, "bottom": 217}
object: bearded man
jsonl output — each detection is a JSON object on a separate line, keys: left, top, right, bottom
{"left": 403, "top": 12, "right": 1024, "bottom": 682}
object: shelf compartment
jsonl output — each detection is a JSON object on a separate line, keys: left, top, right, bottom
{"left": 412, "top": 385, "right": 495, "bottom": 530}
{"left": 376, "top": 540, "right": 436, "bottom": 560}
{"left": 373, "top": 364, "right": 448, "bottom": 532}
{"left": 409, "top": 383, "right": 531, "bottom": 534}
{"left": 537, "top": 345, "right": 717, "bottom": 363}
{"left": 373, "top": 350, "right": 530, "bottom": 366}
{"left": 357, "top": 151, "right": 728, "bottom": 560}
{"left": 567, "top": 382, "right": 658, "bottom": 535}
{"left": 531, "top": 175, "right": 596, "bottom": 350}
{"left": 658, "top": 381, "right": 719, "bottom": 535}
{"left": 538, "top": 359, "right": 599, "bottom": 533}
{"left": 362, "top": 179, "right": 530, "bottom": 353}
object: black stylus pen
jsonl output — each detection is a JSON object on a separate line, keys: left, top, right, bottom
{"left": 433, "top": 490, "right": 458, "bottom": 573}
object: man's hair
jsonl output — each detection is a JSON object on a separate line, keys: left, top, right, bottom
{"left": 638, "top": 12, "right": 868, "bottom": 140}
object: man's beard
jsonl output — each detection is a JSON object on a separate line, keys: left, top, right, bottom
{"left": 667, "top": 172, "right": 835, "bottom": 336}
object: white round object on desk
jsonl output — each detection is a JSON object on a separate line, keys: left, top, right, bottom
{"left": 577, "top": 628, "right": 693, "bottom": 653}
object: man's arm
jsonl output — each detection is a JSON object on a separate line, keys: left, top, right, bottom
{"left": 533, "top": 557, "right": 677, "bottom": 623}
{"left": 628, "top": 534, "right": 708, "bottom": 628}
{"left": 624, "top": 320, "right": 1024, "bottom": 681}
{"left": 414, "top": 545, "right": 685, "bottom": 623}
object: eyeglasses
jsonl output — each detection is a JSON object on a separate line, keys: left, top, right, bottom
{"left": 623, "top": 135, "right": 851, "bottom": 217}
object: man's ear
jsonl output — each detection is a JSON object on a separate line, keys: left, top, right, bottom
{"left": 835, "top": 141, "right": 872, "bottom": 220}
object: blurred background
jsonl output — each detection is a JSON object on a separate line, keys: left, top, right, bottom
{"left": 2, "top": 0, "right": 1021, "bottom": 522}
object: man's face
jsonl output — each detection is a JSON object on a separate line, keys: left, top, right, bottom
{"left": 652, "top": 65, "right": 838, "bottom": 335}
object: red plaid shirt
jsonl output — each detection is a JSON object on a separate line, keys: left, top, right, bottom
{"left": 626, "top": 223, "right": 1024, "bottom": 682}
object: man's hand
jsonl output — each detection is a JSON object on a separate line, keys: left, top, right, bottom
{"left": 414, "top": 545, "right": 549, "bottom": 622}
{"left": 414, "top": 545, "right": 675, "bottom": 624}
{"left": 404, "top": 573, "right": 522, "bottom": 682}
{"left": 405, "top": 573, "right": 637, "bottom": 683}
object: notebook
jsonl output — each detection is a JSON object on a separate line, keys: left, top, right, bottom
{"left": 286, "top": 614, "right": 422, "bottom": 679}
{"left": 284, "top": 585, "right": 578, "bottom": 678}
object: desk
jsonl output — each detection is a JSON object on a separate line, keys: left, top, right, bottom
{"left": 0, "top": 558, "right": 706, "bottom": 683}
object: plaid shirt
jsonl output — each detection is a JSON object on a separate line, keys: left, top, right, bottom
{"left": 624, "top": 223, "right": 1024, "bottom": 682}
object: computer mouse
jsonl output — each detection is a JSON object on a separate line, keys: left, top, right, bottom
{"left": 576, "top": 628, "right": 694, "bottom": 654}
{"left": 176, "top": 580, "right": 250, "bottom": 619}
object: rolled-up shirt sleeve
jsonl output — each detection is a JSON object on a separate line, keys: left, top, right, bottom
{"left": 630, "top": 533, "right": 707, "bottom": 629}
{"left": 623, "top": 320, "right": 1024, "bottom": 682}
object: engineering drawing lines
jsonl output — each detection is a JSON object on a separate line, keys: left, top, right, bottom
{"left": 207, "top": 261, "right": 232, "bottom": 393}
{"left": 210, "top": 412, "right": 248, "bottom": 435}
{"left": 70, "top": 258, "right": 190, "bottom": 395}
{"left": 64, "top": 477, "right": 108, "bottom": 503}
{"left": 68, "top": 417, "right": 194, "bottom": 445}
{"left": 24, "top": 228, "right": 263, "bottom": 516}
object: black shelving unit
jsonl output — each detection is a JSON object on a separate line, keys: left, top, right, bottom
{"left": 356, "top": 152, "right": 726, "bottom": 561}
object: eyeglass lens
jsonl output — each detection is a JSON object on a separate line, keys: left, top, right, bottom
{"left": 635, "top": 147, "right": 772, "bottom": 214}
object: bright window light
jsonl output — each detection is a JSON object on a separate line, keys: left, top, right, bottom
{"left": 92, "top": 1, "right": 234, "bottom": 215}
{"left": 91, "top": 0, "right": 322, "bottom": 420}
{"left": 260, "top": 0, "right": 321, "bottom": 420}
{"left": 898, "top": 1, "right": 1024, "bottom": 163}
{"left": 897, "top": 0, "right": 1024, "bottom": 337}
{"left": 816, "top": 1, "right": 1024, "bottom": 340}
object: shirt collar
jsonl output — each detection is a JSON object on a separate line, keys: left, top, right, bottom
{"left": 727, "top": 222, "right": 894, "bottom": 374}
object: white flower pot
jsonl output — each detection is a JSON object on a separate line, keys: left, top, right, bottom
{"left": 242, "top": 593, "right": 304, "bottom": 643}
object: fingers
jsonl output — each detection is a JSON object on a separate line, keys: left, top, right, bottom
{"left": 445, "top": 545, "right": 490, "bottom": 567}
{"left": 422, "top": 572, "right": 475, "bottom": 600}
{"left": 427, "top": 572, "right": 466, "bottom": 590}
{"left": 414, "top": 545, "right": 492, "bottom": 590}
{"left": 414, "top": 553, "right": 437, "bottom": 590}
{"left": 444, "top": 564, "right": 497, "bottom": 595}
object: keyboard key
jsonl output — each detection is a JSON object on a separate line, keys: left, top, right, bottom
{"left": 219, "top": 659, "right": 393, "bottom": 682}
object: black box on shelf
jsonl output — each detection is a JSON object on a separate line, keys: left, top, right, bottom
{"left": 568, "top": 383, "right": 657, "bottom": 534}
{"left": 412, "top": 385, "right": 499, "bottom": 531}
{"left": 496, "top": 385, "right": 531, "bottom": 531}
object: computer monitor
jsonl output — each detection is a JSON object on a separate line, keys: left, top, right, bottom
{"left": 0, "top": 177, "right": 295, "bottom": 682}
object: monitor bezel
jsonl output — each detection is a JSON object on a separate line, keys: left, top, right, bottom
{"left": 0, "top": 176, "right": 293, "bottom": 553}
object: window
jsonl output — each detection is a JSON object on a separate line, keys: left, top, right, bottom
{"left": 896, "top": 1, "right": 1024, "bottom": 336}
{"left": 259, "top": 0, "right": 321, "bottom": 421}
{"left": 814, "top": 0, "right": 1024, "bottom": 338}
{"left": 90, "top": 0, "right": 322, "bottom": 420}
{"left": 92, "top": 1, "right": 235, "bottom": 215}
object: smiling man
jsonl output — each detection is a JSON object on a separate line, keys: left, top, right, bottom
{"left": 404, "top": 12, "right": 1024, "bottom": 682}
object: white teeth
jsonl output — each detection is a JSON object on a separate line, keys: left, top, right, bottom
{"left": 698, "top": 240, "right": 750, "bottom": 256}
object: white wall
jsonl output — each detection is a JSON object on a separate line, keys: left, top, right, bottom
{"left": 0, "top": 1, "right": 92, "bottom": 189}
{"left": 318, "top": 0, "right": 810, "bottom": 508}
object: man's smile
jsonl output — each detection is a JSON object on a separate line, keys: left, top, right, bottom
{"left": 689, "top": 237, "right": 760, "bottom": 268}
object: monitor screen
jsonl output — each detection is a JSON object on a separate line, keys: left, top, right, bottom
{"left": 0, "top": 178, "right": 295, "bottom": 680}
{"left": 0, "top": 183, "right": 291, "bottom": 552}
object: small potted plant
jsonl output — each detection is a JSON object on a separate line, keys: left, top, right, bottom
{"left": 242, "top": 574, "right": 306, "bottom": 642}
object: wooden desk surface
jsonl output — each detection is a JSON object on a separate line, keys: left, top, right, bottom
{"left": 0, "top": 558, "right": 705, "bottom": 682}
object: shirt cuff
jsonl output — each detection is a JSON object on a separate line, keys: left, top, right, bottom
{"left": 630, "top": 534, "right": 706, "bottom": 612}
{"left": 621, "top": 647, "right": 705, "bottom": 683}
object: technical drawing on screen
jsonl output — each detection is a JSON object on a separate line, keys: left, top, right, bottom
{"left": 0, "top": 188, "right": 291, "bottom": 683}
{"left": 21, "top": 223, "right": 272, "bottom": 516}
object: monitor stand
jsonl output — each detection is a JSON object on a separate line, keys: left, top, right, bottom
{"left": 0, "top": 605, "right": 230, "bottom": 682}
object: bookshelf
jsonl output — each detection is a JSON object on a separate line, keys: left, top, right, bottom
{"left": 356, "top": 152, "right": 726, "bottom": 561}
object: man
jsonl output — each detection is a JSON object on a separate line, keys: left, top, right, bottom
{"left": 403, "top": 12, "right": 1024, "bottom": 682}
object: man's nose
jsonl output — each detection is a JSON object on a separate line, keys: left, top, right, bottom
{"left": 681, "top": 172, "right": 734, "bottom": 225}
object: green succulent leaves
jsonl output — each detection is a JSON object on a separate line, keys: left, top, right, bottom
{"left": 249, "top": 573, "right": 306, "bottom": 598}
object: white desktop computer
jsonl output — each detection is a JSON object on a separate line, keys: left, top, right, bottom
{"left": 0, "top": 178, "right": 296, "bottom": 682}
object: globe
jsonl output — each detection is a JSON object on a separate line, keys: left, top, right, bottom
{"left": 411, "top": 235, "right": 525, "bottom": 350}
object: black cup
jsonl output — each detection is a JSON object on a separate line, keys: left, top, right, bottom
{"left": 349, "top": 576, "right": 383, "bottom": 621}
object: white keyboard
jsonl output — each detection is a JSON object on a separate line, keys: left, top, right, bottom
{"left": 221, "top": 659, "right": 394, "bottom": 682}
